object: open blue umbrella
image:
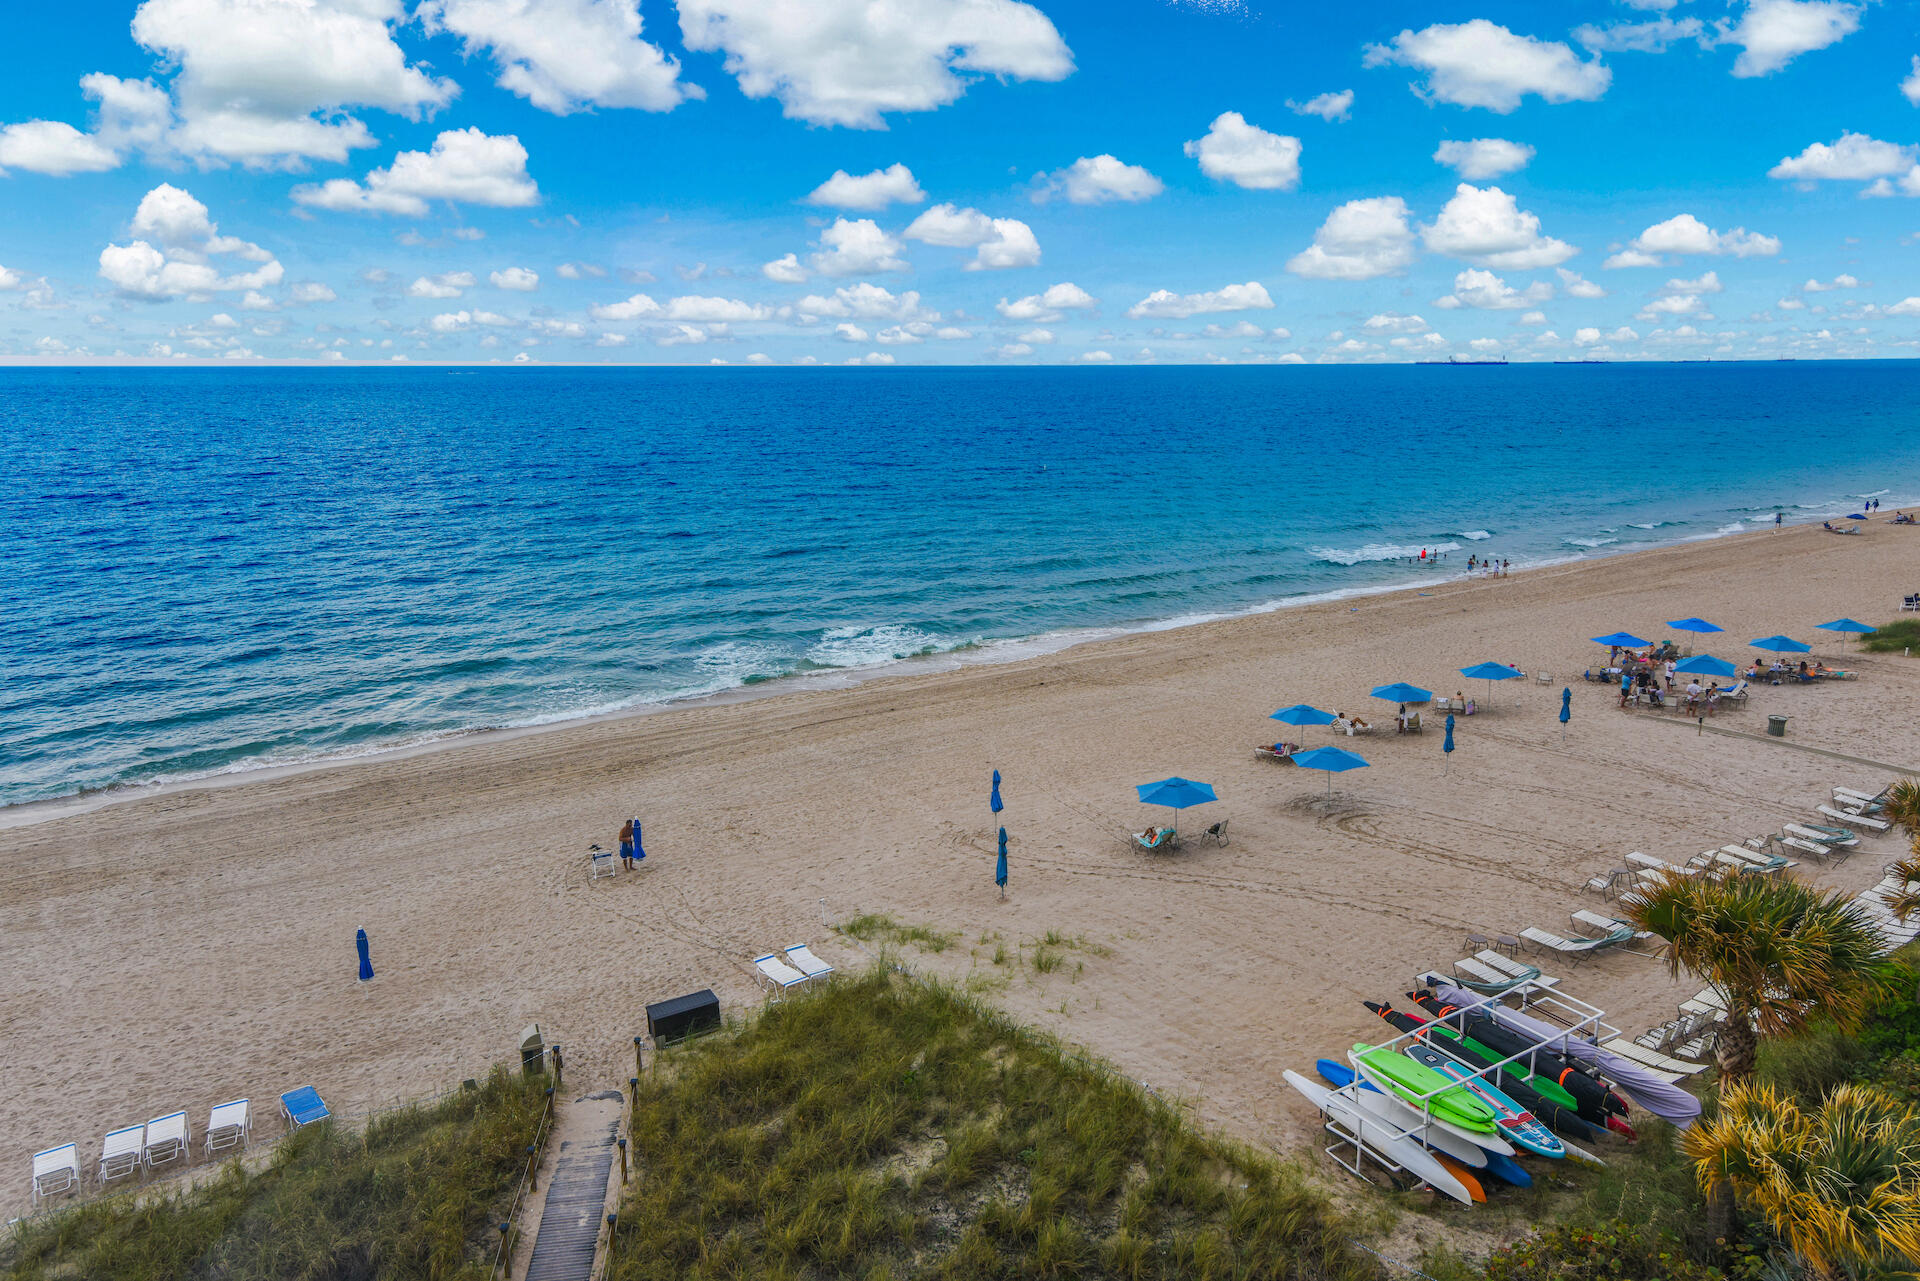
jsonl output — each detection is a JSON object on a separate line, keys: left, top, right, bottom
{"left": 1666, "top": 617, "right": 1723, "bottom": 634}
{"left": 1750, "top": 634, "right": 1812, "bottom": 654}
{"left": 1370, "top": 682, "right": 1433, "bottom": 704}
{"left": 1674, "top": 654, "right": 1738, "bottom": 679}
{"left": 356, "top": 928, "right": 373, "bottom": 983}
{"left": 990, "top": 769, "right": 1003, "bottom": 814}
{"left": 996, "top": 826, "right": 1008, "bottom": 899}
{"left": 1443, "top": 714, "right": 1455, "bottom": 774}
{"left": 1590, "top": 631, "right": 1652, "bottom": 648}
{"left": 1816, "top": 619, "right": 1875, "bottom": 651}
{"left": 1291, "top": 746, "right": 1369, "bottom": 796}
{"left": 1559, "top": 687, "right": 1571, "bottom": 742}
{"left": 1270, "top": 703, "right": 1336, "bottom": 728}
{"left": 1459, "top": 661, "right": 1522, "bottom": 707}
{"left": 1135, "top": 776, "right": 1216, "bottom": 829}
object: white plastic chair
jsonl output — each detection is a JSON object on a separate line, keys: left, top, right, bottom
{"left": 31, "top": 1143, "right": 79, "bottom": 1203}
{"left": 100, "top": 1123, "right": 144, "bottom": 1185}
{"left": 588, "top": 844, "right": 617, "bottom": 881}
{"left": 783, "top": 944, "right": 834, "bottom": 983}
{"left": 144, "top": 1111, "right": 188, "bottom": 1173}
{"left": 205, "top": 1098, "right": 251, "bottom": 1156}
{"left": 753, "top": 953, "right": 809, "bottom": 993}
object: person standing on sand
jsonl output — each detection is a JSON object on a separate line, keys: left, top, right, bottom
{"left": 619, "top": 819, "right": 635, "bottom": 870}
{"left": 1775, "top": 511, "right": 1783, "bottom": 531}
{"left": 1664, "top": 658, "right": 1676, "bottom": 689}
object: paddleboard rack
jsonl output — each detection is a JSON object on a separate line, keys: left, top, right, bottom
{"left": 1318, "top": 1113, "right": 1413, "bottom": 1188}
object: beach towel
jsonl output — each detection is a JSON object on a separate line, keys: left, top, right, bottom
{"left": 1428, "top": 981, "right": 1702, "bottom": 1127}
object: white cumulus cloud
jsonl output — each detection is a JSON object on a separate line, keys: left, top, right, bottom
{"left": 1034, "top": 154, "right": 1163, "bottom": 204}
{"left": 1287, "top": 89, "right": 1353, "bottom": 121}
{"left": 589, "top": 292, "right": 661, "bottom": 320}
{"left": 761, "top": 253, "right": 809, "bottom": 283}
{"left": 1607, "top": 213, "right": 1781, "bottom": 266}
{"left": 795, "top": 282, "right": 934, "bottom": 321}
{"left": 1126, "top": 281, "right": 1273, "bottom": 319}
{"left": 0, "top": 121, "right": 120, "bottom": 176}
{"left": 1718, "top": 0, "right": 1859, "bottom": 78}
{"left": 1572, "top": 16, "right": 1705, "bottom": 53}
{"left": 675, "top": 0, "right": 1074, "bottom": 129}
{"left": 902, "top": 204, "right": 1039, "bottom": 269}
{"left": 407, "top": 270, "right": 478, "bottom": 298}
{"left": 97, "top": 184, "right": 284, "bottom": 300}
{"left": 995, "top": 282, "right": 1095, "bottom": 321}
{"left": 810, "top": 217, "right": 909, "bottom": 275}
{"left": 1557, "top": 268, "right": 1607, "bottom": 298}
{"left": 1286, "top": 196, "right": 1416, "bottom": 280}
{"left": 490, "top": 266, "right": 539, "bottom": 291}
{"left": 291, "top": 128, "right": 539, "bottom": 216}
{"left": 418, "top": 0, "right": 698, "bottom": 114}
{"left": 805, "top": 163, "right": 926, "bottom": 209}
{"left": 1434, "top": 267, "right": 1553, "bottom": 310}
{"left": 1184, "top": 112, "right": 1301, "bottom": 190}
{"left": 1363, "top": 20, "right": 1610, "bottom": 112}
{"left": 1433, "top": 138, "right": 1534, "bottom": 180}
{"left": 666, "top": 294, "right": 773, "bottom": 322}
{"left": 1421, "top": 184, "right": 1576, "bottom": 269}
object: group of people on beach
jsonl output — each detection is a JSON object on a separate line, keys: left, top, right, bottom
{"left": 1466, "top": 556, "right": 1509, "bottom": 576}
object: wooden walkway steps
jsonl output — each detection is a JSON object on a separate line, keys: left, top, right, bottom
{"left": 521, "top": 1115, "right": 618, "bottom": 1281}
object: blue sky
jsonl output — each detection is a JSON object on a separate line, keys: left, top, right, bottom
{"left": 3, "top": 0, "right": 1920, "bottom": 364}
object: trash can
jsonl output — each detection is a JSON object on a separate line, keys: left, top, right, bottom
{"left": 1767, "top": 714, "right": 1788, "bottom": 737}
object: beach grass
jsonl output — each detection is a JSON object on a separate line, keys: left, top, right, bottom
{"left": 607, "top": 969, "right": 1374, "bottom": 1281}
{"left": 1, "top": 1067, "right": 548, "bottom": 1281}
{"left": 836, "top": 912, "right": 960, "bottom": 954}
{"left": 1861, "top": 619, "right": 1920, "bottom": 653}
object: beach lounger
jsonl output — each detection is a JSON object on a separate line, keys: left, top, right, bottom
{"left": 783, "top": 944, "right": 834, "bottom": 984}
{"left": 205, "top": 1099, "right": 251, "bottom": 1156}
{"left": 143, "top": 1111, "right": 188, "bottom": 1173}
{"left": 1779, "top": 835, "right": 1833, "bottom": 861}
{"left": 753, "top": 953, "right": 810, "bottom": 992}
{"left": 1474, "top": 949, "right": 1558, "bottom": 987}
{"left": 1454, "top": 952, "right": 1551, "bottom": 995}
{"left": 1627, "top": 851, "right": 1700, "bottom": 879}
{"left": 31, "top": 1143, "right": 79, "bottom": 1204}
{"left": 99, "top": 1123, "right": 144, "bottom": 1184}
{"left": 1602, "top": 1036, "right": 1709, "bottom": 1078}
{"left": 1819, "top": 805, "right": 1889, "bottom": 831}
{"left": 281, "top": 1086, "right": 330, "bottom": 1129}
{"left": 1721, "top": 844, "right": 1792, "bottom": 873}
{"left": 588, "top": 843, "right": 617, "bottom": 881}
{"left": 1132, "top": 828, "right": 1179, "bottom": 851}
{"left": 1519, "top": 925, "right": 1631, "bottom": 964}
{"left": 1254, "top": 743, "right": 1300, "bottom": 764}
{"left": 1535, "top": 671, "right": 1552, "bottom": 684}
{"left": 1834, "top": 786, "right": 1889, "bottom": 807}
{"left": 1789, "top": 822, "right": 1857, "bottom": 848}
{"left": 1452, "top": 956, "right": 1516, "bottom": 989}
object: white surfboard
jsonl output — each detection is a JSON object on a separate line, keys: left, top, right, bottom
{"left": 1284, "top": 1070, "right": 1475, "bottom": 1205}
{"left": 1349, "top": 1053, "right": 1517, "bottom": 1157}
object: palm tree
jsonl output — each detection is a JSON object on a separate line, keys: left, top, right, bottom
{"left": 1624, "top": 874, "right": 1896, "bottom": 1084}
{"left": 1880, "top": 777, "right": 1920, "bottom": 836}
{"left": 1884, "top": 856, "right": 1920, "bottom": 925}
{"left": 1685, "top": 1081, "right": 1920, "bottom": 1279}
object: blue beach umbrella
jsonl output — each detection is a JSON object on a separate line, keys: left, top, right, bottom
{"left": 990, "top": 769, "right": 1003, "bottom": 814}
{"left": 1459, "top": 661, "right": 1522, "bottom": 707}
{"left": 1750, "top": 634, "right": 1812, "bottom": 654}
{"left": 1559, "top": 687, "right": 1571, "bottom": 742}
{"left": 1590, "top": 631, "right": 1652, "bottom": 649}
{"left": 1291, "top": 746, "right": 1369, "bottom": 797}
{"left": 1134, "top": 777, "right": 1217, "bottom": 825}
{"left": 356, "top": 928, "right": 373, "bottom": 983}
{"left": 996, "top": 827, "right": 1008, "bottom": 898}
{"left": 1666, "top": 618, "right": 1723, "bottom": 634}
{"left": 1674, "top": 654, "right": 1738, "bottom": 680}
{"left": 633, "top": 820, "right": 646, "bottom": 863}
{"left": 1370, "top": 682, "right": 1433, "bottom": 704}
{"left": 1270, "top": 704, "right": 1337, "bottom": 729}
{"left": 1443, "top": 714, "right": 1455, "bottom": 774}
{"left": 1816, "top": 619, "right": 1875, "bottom": 651}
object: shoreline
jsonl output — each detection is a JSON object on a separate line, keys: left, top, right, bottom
{"left": 1, "top": 513, "right": 1889, "bottom": 831}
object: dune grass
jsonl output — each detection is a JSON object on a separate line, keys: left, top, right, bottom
{"left": 607, "top": 969, "right": 1374, "bottom": 1281}
{"left": 2, "top": 1068, "right": 548, "bottom": 1281}
{"left": 1861, "top": 619, "right": 1920, "bottom": 653}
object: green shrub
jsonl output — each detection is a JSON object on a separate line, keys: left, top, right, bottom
{"left": 1481, "top": 1222, "right": 1725, "bottom": 1281}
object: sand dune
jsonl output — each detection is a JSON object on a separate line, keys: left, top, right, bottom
{"left": 5, "top": 523, "right": 1917, "bottom": 1212}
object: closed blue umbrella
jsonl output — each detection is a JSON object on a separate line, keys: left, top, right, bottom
{"left": 1674, "top": 654, "right": 1738, "bottom": 679}
{"left": 1443, "top": 714, "right": 1455, "bottom": 774}
{"left": 1559, "top": 687, "right": 1571, "bottom": 742}
{"left": 990, "top": 769, "right": 1003, "bottom": 814}
{"left": 996, "top": 826, "right": 1008, "bottom": 899}
{"left": 1270, "top": 704, "right": 1336, "bottom": 728}
{"left": 633, "top": 819, "right": 646, "bottom": 863}
{"left": 1291, "top": 746, "right": 1368, "bottom": 797}
{"left": 1666, "top": 617, "right": 1723, "bottom": 634}
{"left": 356, "top": 928, "right": 373, "bottom": 983}
{"left": 1750, "top": 634, "right": 1812, "bottom": 654}
{"left": 1370, "top": 682, "right": 1433, "bottom": 704}
{"left": 1816, "top": 619, "right": 1875, "bottom": 652}
{"left": 1135, "top": 776, "right": 1216, "bottom": 831}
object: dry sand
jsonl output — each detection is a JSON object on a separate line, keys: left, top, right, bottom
{"left": 6, "top": 522, "right": 1919, "bottom": 1213}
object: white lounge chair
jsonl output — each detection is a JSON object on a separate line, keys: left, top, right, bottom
{"left": 753, "top": 953, "right": 809, "bottom": 992}
{"left": 588, "top": 844, "right": 617, "bottom": 881}
{"left": 205, "top": 1099, "right": 251, "bottom": 1156}
{"left": 1779, "top": 835, "right": 1832, "bottom": 861}
{"left": 99, "top": 1123, "right": 144, "bottom": 1185}
{"left": 1820, "top": 804, "right": 1889, "bottom": 831}
{"left": 1787, "top": 822, "right": 1856, "bottom": 848}
{"left": 783, "top": 944, "right": 834, "bottom": 983}
{"left": 1601, "top": 1036, "right": 1710, "bottom": 1077}
{"left": 31, "top": 1143, "right": 79, "bottom": 1204}
{"left": 144, "top": 1111, "right": 188, "bottom": 1173}
{"left": 1520, "top": 925, "right": 1629, "bottom": 963}
{"left": 1474, "top": 949, "right": 1560, "bottom": 990}
{"left": 1834, "top": 785, "right": 1888, "bottom": 807}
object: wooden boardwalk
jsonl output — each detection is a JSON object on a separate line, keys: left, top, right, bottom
{"left": 521, "top": 1118, "right": 616, "bottom": 1281}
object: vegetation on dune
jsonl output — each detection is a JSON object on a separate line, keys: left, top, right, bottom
{"left": 606, "top": 969, "right": 1374, "bottom": 1281}
{"left": 1860, "top": 620, "right": 1920, "bottom": 654}
{"left": 1, "top": 1068, "right": 548, "bottom": 1281}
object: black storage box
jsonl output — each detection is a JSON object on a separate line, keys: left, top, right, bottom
{"left": 647, "top": 989, "right": 721, "bottom": 1044}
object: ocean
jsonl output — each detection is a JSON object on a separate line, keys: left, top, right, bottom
{"left": 4, "top": 361, "right": 1917, "bottom": 809}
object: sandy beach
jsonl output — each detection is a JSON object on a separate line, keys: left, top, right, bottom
{"left": 6, "top": 522, "right": 1918, "bottom": 1213}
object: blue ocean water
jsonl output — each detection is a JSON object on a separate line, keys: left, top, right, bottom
{"left": 3, "top": 362, "right": 1917, "bottom": 808}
